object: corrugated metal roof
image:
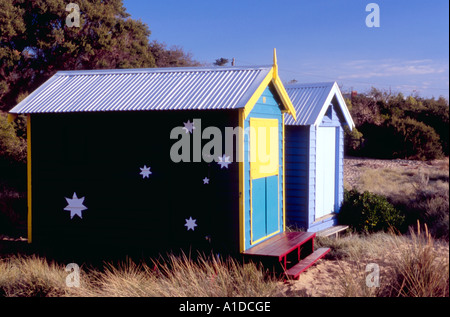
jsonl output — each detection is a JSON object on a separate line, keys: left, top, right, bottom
{"left": 284, "top": 82, "right": 354, "bottom": 129}
{"left": 284, "top": 82, "right": 335, "bottom": 126}
{"left": 9, "top": 66, "right": 272, "bottom": 114}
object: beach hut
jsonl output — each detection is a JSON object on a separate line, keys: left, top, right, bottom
{"left": 8, "top": 51, "right": 307, "bottom": 259}
{"left": 284, "top": 82, "right": 355, "bottom": 233}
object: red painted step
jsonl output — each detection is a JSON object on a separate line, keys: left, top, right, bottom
{"left": 285, "top": 247, "right": 330, "bottom": 279}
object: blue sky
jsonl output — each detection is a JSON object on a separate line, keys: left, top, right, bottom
{"left": 123, "top": 0, "right": 449, "bottom": 99}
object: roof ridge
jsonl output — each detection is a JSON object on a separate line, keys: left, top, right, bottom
{"left": 285, "top": 82, "right": 336, "bottom": 88}
{"left": 55, "top": 65, "right": 273, "bottom": 76}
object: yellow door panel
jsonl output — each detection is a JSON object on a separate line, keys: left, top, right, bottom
{"left": 249, "top": 118, "right": 279, "bottom": 179}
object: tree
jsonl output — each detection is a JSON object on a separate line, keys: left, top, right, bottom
{"left": 213, "top": 58, "right": 229, "bottom": 66}
{"left": 391, "top": 117, "right": 443, "bottom": 160}
{"left": 149, "top": 41, "right": 201, "bottom": 68}
{"left": 346, "top": 87, "right": 448, "bottom": 160}
{"left": 344, "top": 125, "right": 364, "bottom": 156}
{"left": 0, "top": 0, "right": 200, "bottom": 112}
{"left": 0, "top": 112, "right": 26, "bottom": 164}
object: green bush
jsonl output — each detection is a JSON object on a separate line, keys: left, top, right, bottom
{"left": 344, "top": 126, "right": 364, "bottom": 156}
{"left": 339, "top": 189, "right": 404, "bottom": 233}
{"left": 0, "top": 112, "right": 26, "bottom": 164}
{"left": 418, "top": 97, "right": 449, "bottom": 156}
{"left": 390, "top": 117, "right": 443, "bottom": 160}
{"left": 346, "top": 89, "right": 448, "bottom": 160}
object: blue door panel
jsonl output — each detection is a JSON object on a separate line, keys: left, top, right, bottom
{"left": 251, "top": 177, "right": 266, "bottom": 242}
{"left": 266, "top": 175, "right": 279, "bottom": 235}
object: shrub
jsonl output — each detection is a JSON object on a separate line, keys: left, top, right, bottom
{"left": 346, "top": 89, "right": 448, "bottom": 160}
{"left": 0, "top": 113, "right": 27, "bottom": 236}
{"left": 0, "top": 183, "right": 26, "bottom": 236}
{"left": 0, "top": 112, "right": 26, "bottom": 164}
{"left": 418, "top": 97, "right": 449, "bottom": 156}
{"left": 339, "top": 189, "right": 404, "bottom": 233}
{"left": 344, "top": 126, "right": 364, "bottom": 156}
{"left": 390, "top": 117, "right": 443, "bottom": 160}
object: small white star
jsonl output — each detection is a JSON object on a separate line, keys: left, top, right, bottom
{"left": 182, "top": 120, "right": 195, "bottom": 134}
{"left": 140, "top": 165, "right": 152, "bottom": 178}
{"left": 203, "top": 177, "right": 210, "bottom": 184}
{"left": 64, "top": 193, "right": 87, "bottom": 219}
{"left": 185, "top": 217, "right": 197, "bottom": 231}
{"left": 217, "top": 154, "right": 231, "bottom": 169}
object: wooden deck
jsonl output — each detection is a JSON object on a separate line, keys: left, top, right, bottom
{"left": 243, "top": 232, "right": 315, "bottom": 260}
{"left": 243, "top": 231, "right": 329, "bottom": 279}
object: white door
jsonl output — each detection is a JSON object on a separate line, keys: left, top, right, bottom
{"left": 315, "top": 127, "right": 336, "bottom": 219}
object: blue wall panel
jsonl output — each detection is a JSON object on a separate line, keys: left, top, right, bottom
{"left": 285, "top": 125, "right": 310, "bottom": 229}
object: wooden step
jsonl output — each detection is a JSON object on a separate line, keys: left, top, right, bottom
{"left": 285, "top": 247, "right": 330, "bottom": 279}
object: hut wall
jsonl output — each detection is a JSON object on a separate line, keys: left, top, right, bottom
{"left": 30, "top": 110, "right": 241, "bottom": 258}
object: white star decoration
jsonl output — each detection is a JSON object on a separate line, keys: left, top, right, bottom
{"left": 203, "top": 177, "right": 209, "bottom": 184}
{"left": 64, "top": 193, "right": 87, "bottom": 219}
{"left": 140, "top": 165, "right": 152, "bottom": 178}
{"left": 182, "top": 120, "right": 195, "bottom": 134}
{"left": 217, "top": 154, "right": 231, "bottom": 169}
{"left": 185, "top": 217, "right": 197, "bottom": 231}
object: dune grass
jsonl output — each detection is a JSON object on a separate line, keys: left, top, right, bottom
{"left": 72, "top": 253, "right": 283, "bottom": 297}
{"left": 1, "top": 226, "right": 448, "bottom": 297}
{"left": 315, "top": 222, "right": 449, "bottom": 297}
{"left": 355, "top": 163, "right": 448, "bottom": 203}
{"left": 0, "top": 252, "right": 284, "bottom": 297}
{"left": 386, "top": 223, "right": 449, "bottom": 297}
{"left": 0, "top": 255, "right": 69, "bottom": 297}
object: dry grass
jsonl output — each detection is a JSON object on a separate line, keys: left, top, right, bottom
{"left": 314, "top": 232, "right": 399, "bottom": 297}
{"left": 385, "top": 223, "right": 449, "bottom": 297}
{"left": 0, "top": 253, "right": 283, "bottom": 297}
{"left": 314, "top": 223, "right": 449, "bottom": 297}
{"left": 355, "top": 165, "right": 448, "bottom": 202}
{"left": 0, "top": 255, "right": 69, "bottom": 297}
{"left": 73, "top": 253, "right": 283, "bottom": 297}
{"left": 1, "top": 229, "right": 448, "bottom": 297}
{"left": 347, "top": 158, "right": 449, "bottom": 239}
